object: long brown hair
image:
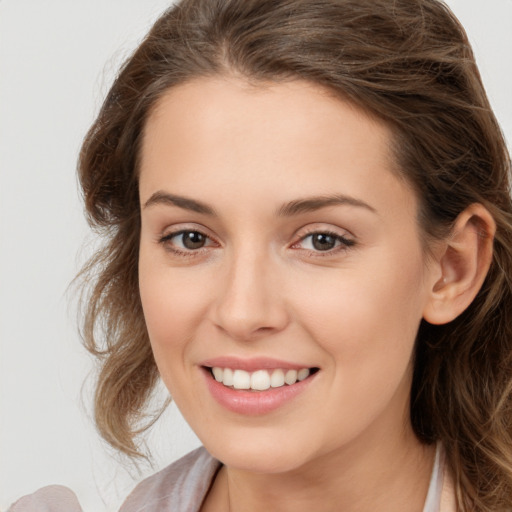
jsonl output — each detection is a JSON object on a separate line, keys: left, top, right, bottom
{"left": 78, "top": 1, "right": 512, "bottom": 509}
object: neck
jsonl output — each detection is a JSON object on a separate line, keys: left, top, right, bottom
{"left": 204, "top": 423, "right": 435, "bottom": 512}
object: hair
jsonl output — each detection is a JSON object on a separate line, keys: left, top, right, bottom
{"left": 77, "top": 0, "right": 512, "bottom": 510}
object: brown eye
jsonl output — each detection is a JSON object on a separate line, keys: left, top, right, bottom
{"left": 295, "top": 231, "right": 355, "bottom": 253}
{"left": 181, "top": 231, "right": 207, "bottom": 249}
{"left": 160, "top": 230, "right": 213, "bottom": 251}
{"left": 311, "top": 233, "right": 337, "bottom": 251}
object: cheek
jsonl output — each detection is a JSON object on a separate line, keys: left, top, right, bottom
{"left": 292, "top": 250, "right": 427, "bottom": 392}
{"left": 138, "top": 270, "right": 207, "bottom": 410}
{"left": 140, "top": 273, "right": 202, "bottom": 341}
{"left": 138, "top": 251, "right": 211, "bottom": 376}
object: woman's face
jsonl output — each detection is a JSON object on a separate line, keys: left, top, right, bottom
{"left": 138, "top": 77, "right": 438, "bottom": 473}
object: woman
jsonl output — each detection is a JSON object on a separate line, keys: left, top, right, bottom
{"left": 9, "top": 0, "right": 512, "bottom": 511}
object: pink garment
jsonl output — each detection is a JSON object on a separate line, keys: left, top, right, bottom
{"left": 8, "top": 485, "right": 83, "bottom": 512}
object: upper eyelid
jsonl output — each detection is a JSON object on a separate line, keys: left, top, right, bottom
{"left": 160, "top": 229, "right": 217, "bottom": 244}
{"left": 161, "top": 228, "right": 208, "bottom": 238}
{"left": 293, "top": 224, "right": 355, "bottom": 241}
{"left": 160, "top": 224, "right": 216, "bottom": 239}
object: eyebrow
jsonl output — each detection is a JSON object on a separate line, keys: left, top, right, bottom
{"left": 276, "top": 194, "right": 377, "bottom": 216}
{"left": 143, "top": 191, "right": 217, "bottom": 215}
{"left": 142, "top": 191, "right": 376, "bottom": 217}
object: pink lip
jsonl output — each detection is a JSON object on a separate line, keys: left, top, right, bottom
{"left": 200, "top": 364, "right": 318, "bottom": 416}
{"left": 200, "top": 356, "right": 312, "bottom": 372}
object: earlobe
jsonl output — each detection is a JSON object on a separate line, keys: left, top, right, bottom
{"left": 423, "top": 204, "right": 496, "bottom": 325}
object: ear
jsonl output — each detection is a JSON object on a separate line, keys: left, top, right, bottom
{"left": 423, "top": 203, "right": 496, "bottom": 325}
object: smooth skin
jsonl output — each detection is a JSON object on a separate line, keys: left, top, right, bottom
{"left": 138, "top": 77, "right": 495, "bottom": 512}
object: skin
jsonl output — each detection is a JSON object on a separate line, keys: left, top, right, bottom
{"left": 138, "top": 76, "right": 443, "bottom": 512}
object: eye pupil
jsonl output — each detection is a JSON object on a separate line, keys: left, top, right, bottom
{"left": 312, "top": 233, "right": 336, "bottom": 251}
{"left": 183, "top": 231, "right": 206, "bottom": 249}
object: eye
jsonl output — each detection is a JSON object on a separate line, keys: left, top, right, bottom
{"left": 295, "top": 231, "right": 355, "bottom": 252}
{"left": 160, "top": 229, "right": 215, "bottom": 251}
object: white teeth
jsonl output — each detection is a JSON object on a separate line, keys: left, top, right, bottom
{"left": 297, "top": 368, "right": 310, "bottom": 381}
{"left": 223, "top": 367, "right": 234, "bottom": 386}
{"left": 210, "top": 366, "right": 313, "bottom": 390}
{"left": 270, "top": 369, "right": 285, "bottom": 388}
{"left": 251, "top": 370, "right": 271, "bottom": 391}
{"left": 233, "top": 369, "right": 251, "bottom": 390}
{"left": 212, "top": 367, "right": 223, "bottom": 382}
{"left": 284, "top": 369, "right": 298, "bottom": 385}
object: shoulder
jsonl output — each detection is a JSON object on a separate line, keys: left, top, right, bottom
{"left": 119, "top": 446, "right": 221, "bottom": 512}
{"left": 8, "top": 485, "right": 83, "bottom": 512}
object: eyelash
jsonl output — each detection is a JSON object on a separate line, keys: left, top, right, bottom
{"left": 158, "top": 229, "right": 218, "bottom": 258}
{"left": 158, "top": 228, "right": 355, "bottom": 258}
{"left": 292, "top": 230, "right": 355, "bottom": 257}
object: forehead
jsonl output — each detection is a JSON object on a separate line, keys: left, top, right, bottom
{"left": 139, "top": 76, "right": 415, "bottom": 218}
{"left": 142, "top": 76, "right": 389, "bottom": 155}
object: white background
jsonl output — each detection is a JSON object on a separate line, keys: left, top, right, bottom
{"left": 1, "top": 1, "right": 511, "bottom": 511}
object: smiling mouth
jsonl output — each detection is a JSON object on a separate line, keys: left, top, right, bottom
{"left": 205, "top": 366, "right": 320, "bottom": 391}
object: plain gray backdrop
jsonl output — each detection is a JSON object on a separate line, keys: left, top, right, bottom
{"left": 1, "top": 1, "right": 511, "bottom": 510}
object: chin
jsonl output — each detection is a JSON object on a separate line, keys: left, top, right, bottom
{"left": 212, "top": 447, "right": 313, "bottom": 474}
{"left": 198, "top": 426, "right": 323, "bottom": 474}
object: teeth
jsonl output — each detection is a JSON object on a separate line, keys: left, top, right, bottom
{"left": 212, "top": 367, "right": 223, "bottom": 382}
{"left": 284, "top": 369, "right": 298, "bottom": 385}
{"left": 233, "top": 369, "right": 251, "bottom": 390}
{"left": 251, "top": 370, "right": 271, "bottom": 391}
{"left": 297, "top": 368, "right": 310, "bottom": 381}
{"left": 270, "top": 369, "right": 285, "bottom": 388}
{"left": 223, "top": 368, "right": 234, "bottom": 386}
{"left": 211, "top": 367, "right": 312, "bottom": 391}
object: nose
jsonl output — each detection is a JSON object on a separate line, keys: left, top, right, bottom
{"left": 210, "top": 249, "right": 289, "bottom": 342}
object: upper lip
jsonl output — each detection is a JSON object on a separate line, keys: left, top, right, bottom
{"left": 199, "top": 356, "right": 316, "bottom": 372}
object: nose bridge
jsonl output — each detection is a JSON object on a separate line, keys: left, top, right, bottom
{"left": 213, "top": 241, "right": 288, "bottom": 340}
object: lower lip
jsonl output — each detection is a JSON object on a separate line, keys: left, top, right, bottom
{"left": 202, "top": 368, "right": 317, "bottom": 415}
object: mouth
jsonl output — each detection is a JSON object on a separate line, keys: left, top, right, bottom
{"left": 200, "top": 359, "right": 320, "bottom": 415}
{"left": 204, "top": 366, "right": 320, "bottom": 392}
